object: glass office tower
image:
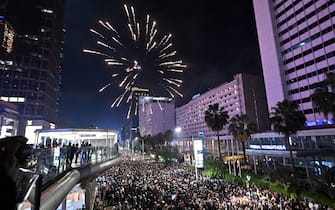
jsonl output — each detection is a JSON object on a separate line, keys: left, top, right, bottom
{"left": 0, "top": 0, "right": 65, "bottom": 135}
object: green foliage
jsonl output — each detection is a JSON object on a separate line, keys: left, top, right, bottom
{"left": 204, "top": 103, "right": 229, "bottom": 132}
{"left": 204, "top": 103, "right": 229, "bottom": 160}
{"left": 203, "top": 159, "right": 225, "bottom": 178}
{"left": 311, "top": 72, "right": 335, "bottom": 120}
{"left": 202, "top": 160, "right": 335, "bottom": 207}
{"left": 228, "top": 114, "right": 257, "bottom": 162}
{"left": 270, "top": 99, "right": 306, "bottom": 137}
{"left": 188, "top": 164, "right": 195, "bottom": 171}
{"left": 141, "top": 131, "right": 179, "bottom": 163}
{"left": 158, "top": 145, "right": 179, "bottom": 162}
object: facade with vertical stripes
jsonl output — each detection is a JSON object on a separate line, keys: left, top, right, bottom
{"left": 253, "top": 0, "right": 335, "bottom": 126}
{"left": 175, "top": 73, "right": 269, "bottom": 142}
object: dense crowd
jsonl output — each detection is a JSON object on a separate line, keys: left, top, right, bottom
{"left": 94, "top": 153, "right": 332, "bottom": 210}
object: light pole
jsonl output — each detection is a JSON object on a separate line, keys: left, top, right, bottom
{"left": 174, "top": 126, "right": 182, "bottom": 151}
{"left": 246, "top": 175, "right": 251, "bottom": 199}
{"left": 142, "top": 137, "right": 144, "bottom": 160}
{"left": 131, "top": 127, "right": 137, "bottom": 160}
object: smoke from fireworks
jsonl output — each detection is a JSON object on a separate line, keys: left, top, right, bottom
{"left": 83, "top": 4, "right": 186, "bottom": 119}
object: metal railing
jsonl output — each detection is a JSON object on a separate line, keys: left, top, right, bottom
{"left": 16, "top": 144, "right": 119, "bottom": 210}
{"left": 31, "top": 145, "right": 119, "bottom": 185}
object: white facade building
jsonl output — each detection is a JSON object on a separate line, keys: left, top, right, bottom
{"left": 253, "top": 0, "right": 335, "bottom": 126}
{"left": 176, "top": 73, "right": 269, "bottom": 142}
{"left": 139, "top": 96, "right": 175, "bottom": 136}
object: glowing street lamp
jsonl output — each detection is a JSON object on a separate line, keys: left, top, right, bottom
{"left": 175, "top": 126, "right": 182, "bottom": 134}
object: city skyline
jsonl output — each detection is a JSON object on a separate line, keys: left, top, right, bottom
{"left": 58, "top": 0, "right": 262, "bottom": 130}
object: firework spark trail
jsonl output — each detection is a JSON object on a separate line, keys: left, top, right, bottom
{"left": 112, "top": 37, "right": 124, "bottom": 46}
{"left": 163, "top": 87, "right": 175, "bottom": 98}
{"left": 112, "top": 89, "right": 129, "bottom": 108}
{"left": 157, "top": 100, "right": 163, "bottom": 110}
{"left": 128, "top": 23, "right": 136, "bottom": 41}
{"left": 127, "top": 102, "right": 133, "bottom": 119}
{"left": 99, "top": 83, "right": 112, "bottom": 92}
{"left": 99, "top": 20, "right": 111, "bottom": 31}
{"left": 166, "top": 69, "right": 184, "bottom": 73}
{"left": 145, "top": 15, "right": 150, "bottom": 39}
{"left": 90, "top": 29, "right": 105, "bottom": 39}
{"left": 124, "top": 4, "right": 131, "bottom": 24}
{"left": 167, "top": 86, "right": 183, "bottom": 97}
{"left": 85, "top": 4, "right": 186, "bottom": 119}
{"left": 159, "top": 51, "right": 176, "bottom": 59}
{"left": 83, "top": 49, "right": 109, "bottom": 57}
{"left": 137, "top": 22, "right": 140, "bottom": 41}
{"left": 159, "top": 43, "right": 172, "bottom": 54}
{"left": 97, "top": 41, "right": 115, "bottom": 51}
{"left": 134, "top": 101, "right": 138, "bottom": 116}
{"left": 105, "top": 22, "right": 119, "bottom": 36}
{"left": 119, "top": 74, "right": 132, "bottom": 87}
{"left": 163, "top": 78, "right": 181, "bottom": 87}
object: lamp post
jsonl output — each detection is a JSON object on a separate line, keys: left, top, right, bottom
{"left": 174, "top": 126, "right": 182, "bottom": 151}
{"left": 246, "top": 175, "right": 251, "bottom": 199}
{"left": 141, "top": 137, "right": 144, "bottom": 160}
{"left": 131, "top": 127, "right": 137, "bottom": 160}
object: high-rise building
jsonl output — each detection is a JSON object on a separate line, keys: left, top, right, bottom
{"left": 252, "top": 0, "right": 335, "bottom": 126}
{"left": 139, "top": 96, "right": 175, "bottom": 137}
{"left": 0, "top": 0, "right": 65, "bottom": 135}
{"left": 122, "top": 86, "right": 149, "bottom": 145}
{"left": 176, "top": 73, "right": 269, "bottom": 141}
{"left": 0, "top": 100, "right": 19, "bottom": 137}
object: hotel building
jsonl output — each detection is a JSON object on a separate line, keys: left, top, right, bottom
{"left": 247, "top": 1, "right": 335, "bottom": 177}
{"left": 252, "top": 0, "right": 335, "bottom": 126}
{"left": 175, "top": 73, "right": 269, "bottom": 156}
{"left": 0, "top": 0, "right": 65, "bottom": 135}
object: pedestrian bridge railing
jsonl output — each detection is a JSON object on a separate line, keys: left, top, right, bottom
{"left": 33, "top": 145, "right": 119, "bottom": 185}
{"left": 16, "top": 145, "right": 120, "bottom": 210}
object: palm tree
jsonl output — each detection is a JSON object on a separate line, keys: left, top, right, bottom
{"left": 311, "top": 72, "right": 335, "bottom": 123}
{"left": 269, "top": 99, "right": 306, "bottom": 177}
{"left": 205, "top": 103, "right": 229, "bottom": 161}
{"left": 228, "top": 114, "right": 257, "bottom": 163}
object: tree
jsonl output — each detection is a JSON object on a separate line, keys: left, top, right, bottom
{"left": 163, "top": 130, "right": 173, "bottom": 144}
{"left": 311, "top": 72, "right": 335, "bottom": 124}
{"left": 143, "top": 131, "right": 175, "bottom": 161}
{"left": 228, "top": 114, "right": 257, "bottom": 163}
{"left": 269, "top": 99, "right": 306, "bottom": 178}
{"left": 204, "top": 103, "right": 229, "bottom": 161}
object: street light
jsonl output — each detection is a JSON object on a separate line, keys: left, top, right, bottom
{"left": 141, "top": 137, "right": 144, "bottom": 160}
{"left": 174, "top": 126, "right": 182, "bottom": 151}
{"left": 246, "top": 174, "right": 251, "bottom": 199}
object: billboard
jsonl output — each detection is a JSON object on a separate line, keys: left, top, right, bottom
{"left": 193, "top": 139, "right": 204, "bottom": 168}
{"left": 0, "top": 19, "right": 14, "bottom": 53}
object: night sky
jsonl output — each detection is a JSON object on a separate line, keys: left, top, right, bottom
{"left": 57, "top": 0, "right": 263, "bottom": 131}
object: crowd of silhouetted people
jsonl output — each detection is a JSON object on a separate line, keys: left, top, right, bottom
{"left": 94, "top": 153, "right": 332, "bottom": 210}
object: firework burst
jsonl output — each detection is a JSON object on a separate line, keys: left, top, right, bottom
{"left": 83, "top": 4, "right": 186, "bottom": 119}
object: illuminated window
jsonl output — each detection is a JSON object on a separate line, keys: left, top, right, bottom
{"left": 0, "top": 96, "right": 8, "bottom": 101}
{"left": 41, "top": 9, "right": 53, "bottom": 14}
{"left": 9, "top": 97, "right": 17, "bottom": 102}
{"left": 17, "top": 97, "right": 25, "bottom": 102}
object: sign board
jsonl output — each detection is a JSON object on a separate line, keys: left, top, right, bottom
{"left": 193, "top": 139, "right": 204, "bottom": 168}
{"left": 0, "top": 20, "right": 14, "bottom": 53}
